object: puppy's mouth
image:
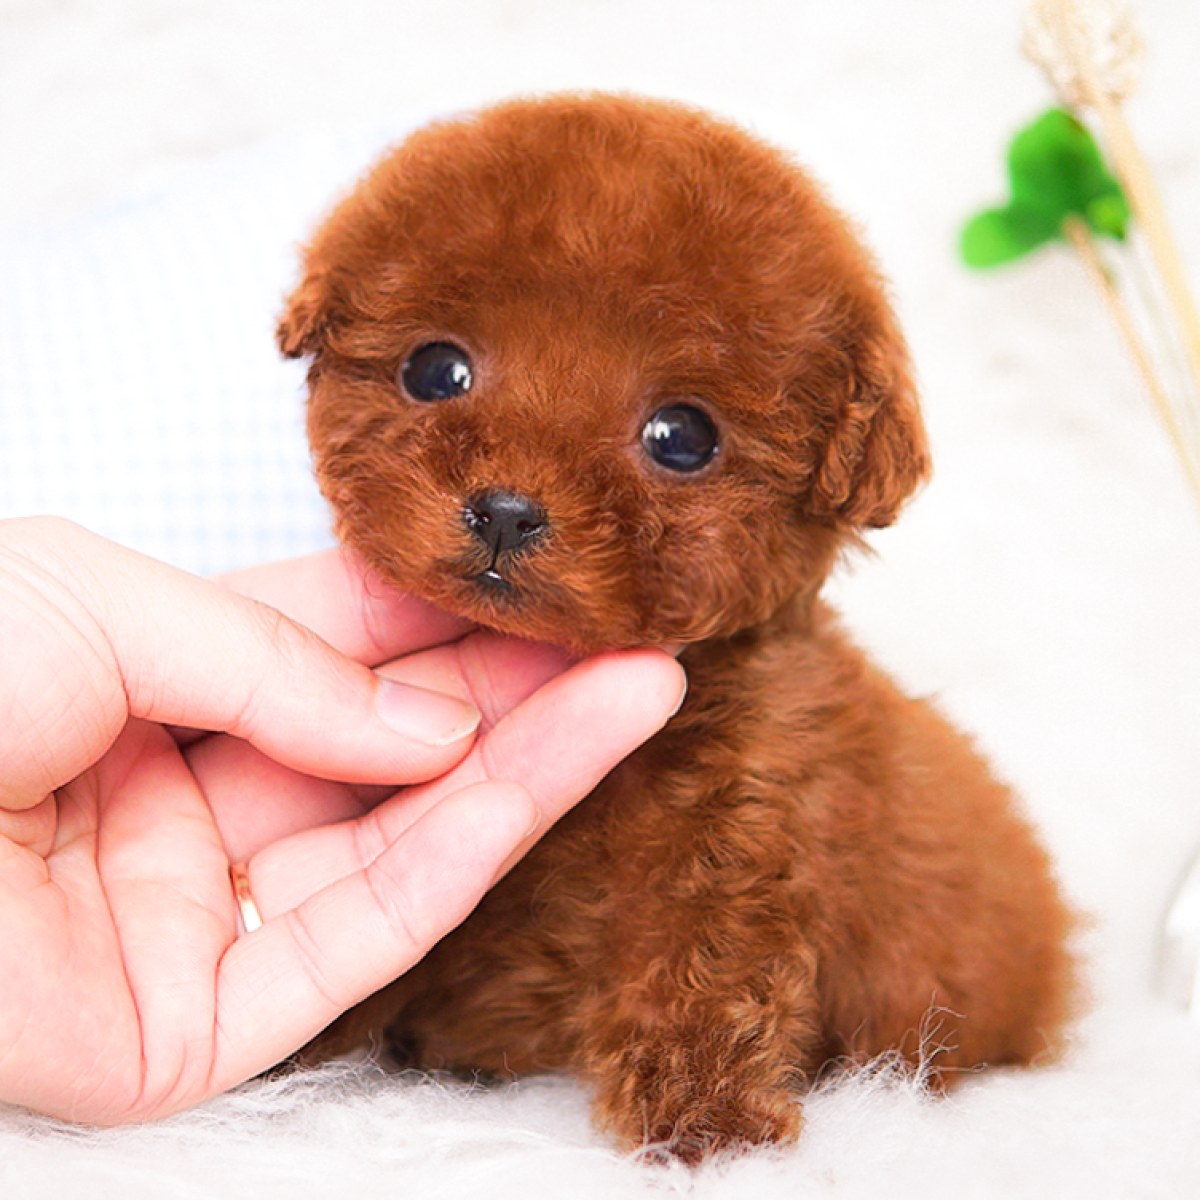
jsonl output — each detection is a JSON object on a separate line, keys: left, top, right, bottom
{"left": 366, "top": 491, "right": 633, "bottom": 651}
{"left": 469, "top": 556, "right": 517, "bottom": 596}
{"left": 460, "top": 543, "right": 553, "bottom": 611}
{"left": 389, "top": 542, "right": 629, "bottom": 654}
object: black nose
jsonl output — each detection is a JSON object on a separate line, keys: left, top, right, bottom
{"left": 463, "top": 489, "right": 549, "bottom": 556}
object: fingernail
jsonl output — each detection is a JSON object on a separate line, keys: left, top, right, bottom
{"left": 668, "top": 669, "right": 688, "bottom": 718}
{"left": 375, "top": 678, "right": 482, "bottom": 746}
{"left": 523, "top": 806, "right": 543, "bottom": 839}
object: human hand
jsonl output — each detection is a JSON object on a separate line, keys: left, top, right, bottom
{"left": 0, "top": 517, "right": 684, "bottom": 1124}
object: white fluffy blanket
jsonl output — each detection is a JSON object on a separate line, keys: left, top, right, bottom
{"left": 2, "top": 2, "right": 1199, "bottom": 1196}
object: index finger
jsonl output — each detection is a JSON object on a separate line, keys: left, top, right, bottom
{"left": 216, "top": 547, "right": 473, "bottom": 666}
{"left": 0, "top": 519, "right": 482, "bottom": 811}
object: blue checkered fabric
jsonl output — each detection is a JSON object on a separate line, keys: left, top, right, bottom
{"left": 0, "top": 122, "right": 421, "bottom": 576}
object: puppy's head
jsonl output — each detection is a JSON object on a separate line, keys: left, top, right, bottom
{"left": 281, "top": 95, "right": 928, "bottom": 653}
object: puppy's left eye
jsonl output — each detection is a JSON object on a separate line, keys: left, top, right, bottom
{"left": 641, "top": 404, "right": 719, "bottom": 473}
{"left": 401, "top": 342, "right": 473, "bottom": 402}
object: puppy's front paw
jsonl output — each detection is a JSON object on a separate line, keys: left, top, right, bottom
{"left": 596, "top": 1070, "right": 802, "bottom": 1165}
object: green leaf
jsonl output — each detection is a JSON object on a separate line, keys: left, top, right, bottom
{"left": 960, "top": 204, "right": 1060, "bottom": 267}
{"left": 1009, "top": 112, "right": 1100, "bottom": 214}
{"left": 1086, "top": 188, "right": 1131, "bottom": 240}
{"left": 960, "top": 107, "right": 1130, "bottom": 269}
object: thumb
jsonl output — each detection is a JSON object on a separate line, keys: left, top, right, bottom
{"left": 0, "top": 517, "right": 481, "bottom": 811}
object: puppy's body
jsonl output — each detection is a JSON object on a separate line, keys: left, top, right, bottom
{"left": 282, "top": 95, "right": 1074, "bottom": 1161}
{"left": 334, "top": 600, "right": 1069, "bottom": 1155}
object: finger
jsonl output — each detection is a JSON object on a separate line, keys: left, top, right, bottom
{"left": 193, "top": 631, "right": 573, "bottom": 862}
{"left": 248, "top": 649, "right": 685, "bottom": 916}
{"left": 0, "top": 517, "right": 482, "bottom": 810}
{"left": 0, "top": 793, "right": 57, "bottom": 856}
{"left": 386, "top": 631, "right": 575, "bottom": 724}
{"left": 84, "top": 719, "right": 234, "bottom": 1115}
{"left": 210, "top": 780, "right": 537, "bottom": 1091}
{"left": 187, "top": 737, "right": 367, "bottom": 863}
{"left": 215, "top": 547, "right": 473, "bottom": 666}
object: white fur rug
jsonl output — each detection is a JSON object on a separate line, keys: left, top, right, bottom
{"left": 2, "top": 2, "right": 1200, "bottom": 1196}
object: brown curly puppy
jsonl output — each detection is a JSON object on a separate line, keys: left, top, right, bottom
{"left": 279, "top": 94, "right": 1074, "bottom": 1162}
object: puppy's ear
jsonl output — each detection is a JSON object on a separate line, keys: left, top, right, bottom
{"left": 277, "top": 271, "right": 333, "bottom": 359}
{"left": 808, "top": 317, "right": 929, "bottom": 529}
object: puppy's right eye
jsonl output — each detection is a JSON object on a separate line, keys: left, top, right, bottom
{"left": 401, "top": 342, "right": 473, "bottom": 402}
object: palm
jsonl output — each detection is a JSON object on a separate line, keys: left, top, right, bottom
{"left": 5, "top": 720, "right": 235, "bottom": 1123}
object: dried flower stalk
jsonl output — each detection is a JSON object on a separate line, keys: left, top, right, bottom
{"left": 1025, "top": 0, "right": 1200, "bottom": 509}
{"left": 1063, "top": 216, "right": 1200, "bottom": 507}
{"left": 1024, "top": 0, "right": 1144, "bottom": 104}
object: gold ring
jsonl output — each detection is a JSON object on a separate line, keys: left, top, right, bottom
{"left": 229, "top": 862, "right": 263, "bottom": 935}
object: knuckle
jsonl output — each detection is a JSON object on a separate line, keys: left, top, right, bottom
{"left": 230, "top": 599, "right": 331, "bottom": 737}
{"left": 363, "top": 853, "right": 426, "bottom": 960}
{"left": 285, "top": 907, "right": 345, "bottom": 1015}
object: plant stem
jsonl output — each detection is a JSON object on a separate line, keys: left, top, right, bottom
{"left": 1063, "top": 214, "right": 1200, "bottom": 510}
{"left": 1046, "top": 0, "right": 1200, "bottom": 459}
{"left": 1089, "top": 90, "right": 1200, "bottom": 409}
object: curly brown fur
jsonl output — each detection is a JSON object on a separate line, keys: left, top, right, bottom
{"left": 280, "top": 94, "right": 1075, "bottom": 1163}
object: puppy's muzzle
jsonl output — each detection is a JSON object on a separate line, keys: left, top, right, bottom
{"left": 463, "top": 489, "right": 548, "bottom": 578}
